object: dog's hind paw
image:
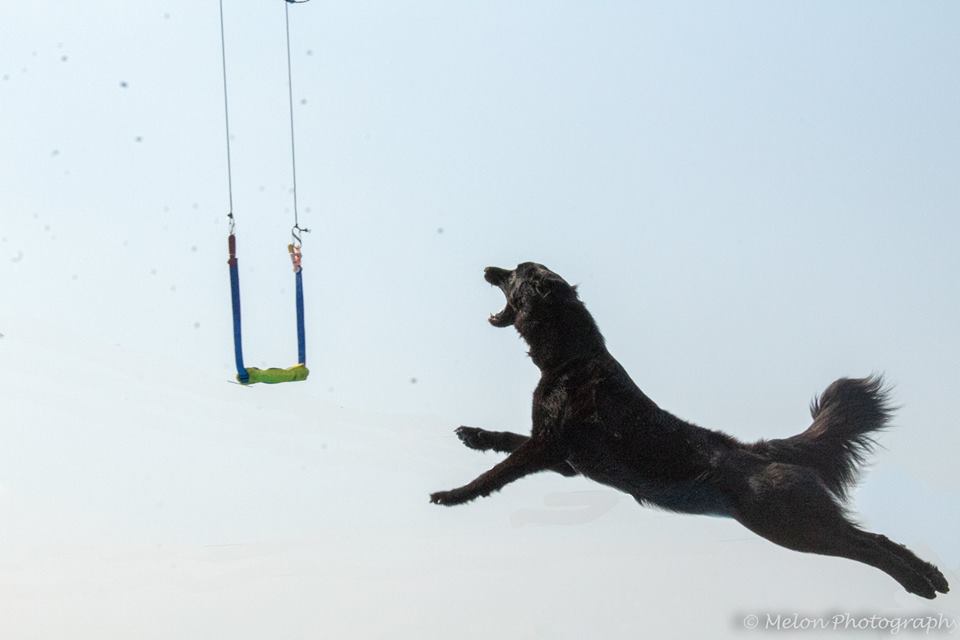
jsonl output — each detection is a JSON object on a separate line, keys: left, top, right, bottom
{"left": 904, "top": 577, "right": 938, "bottom": 600}
{"left": 455, "top": 426, "right": 490, "bottom": 451}
{"left": 924, "top": 563, "right": 950, "bottom": 595}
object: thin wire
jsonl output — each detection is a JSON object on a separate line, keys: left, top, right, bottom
{"left": 283, "top": 0, "right": 302, "bottom": 234}
{"left": 218, "top": 0, "right": 235, "bottom": 224}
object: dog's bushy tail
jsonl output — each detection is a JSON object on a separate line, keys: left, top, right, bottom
{"left": 752, "top": 375, "right": 894, "bottom": 501}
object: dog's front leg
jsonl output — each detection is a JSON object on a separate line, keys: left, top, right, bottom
{"left": 455, "top": 426, "right": 579, "bottom": 477}
{"left": 455, "top": 426, "right": 528, "bottom": 453}
{"left": 430, "top": 438, "right": 564, "bottom": 506}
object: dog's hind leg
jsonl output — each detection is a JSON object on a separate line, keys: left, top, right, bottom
{"left": 731, "top": 462, "right": 949, "bottom": 599}
{"left": 851, "top": 530, "right": 950, "bottom": 595}
{"left": 455, "top": 426, "right": 578, "bottom": 476}
{"left": 430, "top": 438, "right": 567, "bottom": 506}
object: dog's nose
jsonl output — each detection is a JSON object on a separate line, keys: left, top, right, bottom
{"left": 484, "top": 266, "right": 511, "bottom": 286}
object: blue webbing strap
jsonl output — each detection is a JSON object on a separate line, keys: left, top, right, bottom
{"left": 228, "top": 234, "right": 249, "bottom": 383}
{"left": 295, "top": 268, "right": 306, "bottom": 366}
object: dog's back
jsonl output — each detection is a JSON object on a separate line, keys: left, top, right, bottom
{"left": 538, "top": 351, "right": 741, "bottom": 516}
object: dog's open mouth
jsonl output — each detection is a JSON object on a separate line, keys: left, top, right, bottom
{"left": 485, "top": 266, "right": 516, "bottom": 327}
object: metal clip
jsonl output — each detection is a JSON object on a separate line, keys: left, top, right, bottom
{"left": 291, "top": 223, "right": 310, "bottom": 248}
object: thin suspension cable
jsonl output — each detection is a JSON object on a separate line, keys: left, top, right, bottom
{"left": 218, "top": 0, "right": 235, "bottom": 223}
{"left": 283, "top": 0, "right": 302, "bottom": 233}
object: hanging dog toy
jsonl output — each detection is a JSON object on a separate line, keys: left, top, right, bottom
{"left": 219, "top": 0, "right": 312, "bottom": 384}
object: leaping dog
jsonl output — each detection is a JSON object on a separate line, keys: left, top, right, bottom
{"left": 430, "top": 262, "right": 949, "bottom": 599}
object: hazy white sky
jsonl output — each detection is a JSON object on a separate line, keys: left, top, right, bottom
{"left": 1, "top": 1, "right": 958, "bottom": 637}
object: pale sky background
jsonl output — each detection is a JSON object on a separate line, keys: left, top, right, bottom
{"left": 1, "top": 1, "right": 958, "bottom": 638}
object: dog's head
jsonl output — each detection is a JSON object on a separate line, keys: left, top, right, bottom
{"left": 484, "top": 262, "right": 579, "bottom": 329}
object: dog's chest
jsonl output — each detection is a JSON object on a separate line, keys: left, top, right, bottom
{"left": 530, "top": 374, "right": 598, "bottom": 439}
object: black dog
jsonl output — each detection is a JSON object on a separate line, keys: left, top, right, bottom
{"left": 430, "top": 262, "right": 949, "bottom": 599}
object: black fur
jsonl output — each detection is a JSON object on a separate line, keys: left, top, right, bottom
{"left": 430, "top": 262, "right": 949, "bottom": 599}
{"left": 751, "top": 376, "right": 893, "bottom": 500}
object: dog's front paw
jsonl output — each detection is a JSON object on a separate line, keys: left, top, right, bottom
{"left": 429, "top": 489, "right": 472, "bottom": 506}
{"left": 455, "top": 426, "right": 489, "bottom": 451}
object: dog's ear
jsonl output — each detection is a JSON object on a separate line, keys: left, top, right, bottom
{"left": 534, "top": 277, "right": 574, "bottom": 300}
{"left": 534, "top": 279, "right": 552, "bottom": 299}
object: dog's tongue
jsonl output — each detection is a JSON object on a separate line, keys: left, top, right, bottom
{"left": 484, "top": 266, "right": 515, "bottom": 326}
{"left": 489, "top": 303, "right": 517, "bottom": 327}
